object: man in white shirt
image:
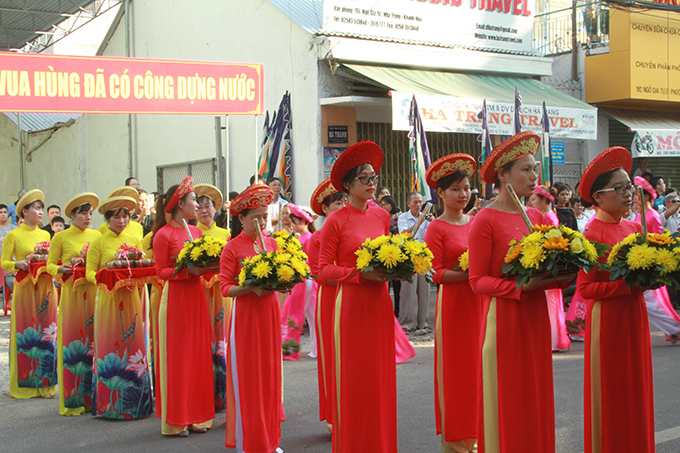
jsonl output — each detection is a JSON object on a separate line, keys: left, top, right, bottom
{"left": 662, "top": 191, "right": 680, "bottom": 233}
{"left": 397, "top": 192, "right": 432, "bottom": 334}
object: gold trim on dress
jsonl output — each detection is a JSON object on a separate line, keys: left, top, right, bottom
{"left": 481, "top": 297, "right": 500, "bottom": 452}
{"left": 590, "top": 300, "right": 603, "bottom": 453}
{"left": 435, "top": 287, "right": 447, "bottom": 436}
{"left": 334, "top": 285, "right": 344, "bottom": 450}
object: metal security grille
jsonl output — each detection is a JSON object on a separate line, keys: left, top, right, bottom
{"left": 156, "top": 158, "right": 217, "bottom": 194}
{"left": 357, "top": 122, "right": 480, "bottom": 209}
{"left": 552, "top": 140, "right": 584, "bottom": 189}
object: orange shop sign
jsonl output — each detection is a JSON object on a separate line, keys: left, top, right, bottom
{"left": 0, "top": 52, "right": 263, "bottom": 115}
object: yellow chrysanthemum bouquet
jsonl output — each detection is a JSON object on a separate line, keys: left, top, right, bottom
{"left": 355, "top": 232, "right": 435, "bottom": 283}
{"left": 501, "top": 224, "right": 607, "bottom": 289}
{"left": 606, "top": 230, "right": 680, "bottom": 290}
{"left": 237, "top": 230, "right": 310, "bottom": 291}
{"left": 173, "top": 235, "right": 227, "bottom": 275}
{"left": 454, "top": 250, "right": 469, "bottom": 274}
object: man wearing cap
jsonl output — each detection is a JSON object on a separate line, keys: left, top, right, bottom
{"left": 397, "top": 191, "right": 432, "bottom": 334}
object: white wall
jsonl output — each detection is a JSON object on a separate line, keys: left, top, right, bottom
{"left": 17, "top": 0, "right": 322, "bottom": 225}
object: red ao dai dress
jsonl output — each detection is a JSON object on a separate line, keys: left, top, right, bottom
{"left": 220, "top": 232, "right": 284, "bottom": 453}
{"left": 318, "top": 204, "right": 397, "bottom": 453}
{"left": 307, "top": 229, "right": 334, "bottom": 425}
{"left": 542, "top": 211, "right": 571, "bottom": 351}
{"left": 153, "top": 223, "right": 214, "bottom": 433}
{"left": 577, "top": 218, "right": 654, "bottom": 453}
{"left": 468, "top": 207, "right": 555, "bottom": 453}
{"left": 424, "top": 218, "right": 483, "bottom": 449}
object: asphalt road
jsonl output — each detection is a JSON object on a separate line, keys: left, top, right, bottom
{"left": 1, "top": 293, "right": 679, "bottom": 452}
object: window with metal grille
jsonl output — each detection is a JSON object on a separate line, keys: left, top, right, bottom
{"left": 357, "top": 122, "right": 482, "bottom": 209}
{"left": 156, "top": 158, "right": 217, "bottom": 194}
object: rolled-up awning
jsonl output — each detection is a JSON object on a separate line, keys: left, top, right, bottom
{"left": 342, "top": 64, "right": 598, "bottom": 140}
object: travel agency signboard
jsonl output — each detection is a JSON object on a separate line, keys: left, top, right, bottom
{"left": 322, "top": 0, "right": 536, "bottom": 53}
{"left": 391, "top": 92, "right": 598, "bottom": 140}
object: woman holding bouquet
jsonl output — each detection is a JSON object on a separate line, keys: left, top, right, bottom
{"left": 86, "top": 196, "right": 152, "bottom": 419}
{"left": 423, "top": 154, "right": 482, "bottom": 453}
{"left": 633, "top": 176, "right": 680, "bottom": 344}
{"left": 1, "top": 190, "right": 58, "bottom": 399}
{"left": 194, "top": 183, "right": 231, "bottom": 410}
{"left": 318, "top": 141, "right": 397, "bottom": 452}
{"left": 308, "top": 178, "right": 346, "bottom": 431}
{"left": 219, "top": 184, "right": 284, "bottom": 453}
{"left": 577, "top": 147, "right": 654, "bottom": 452}
{"left": 46, "top": 192, "right": 101, "bottom": 415}
{"left": 151, "top": 176, "right": 214, "bottom": 436}
{"left": 529, "top": 185, "right": 571, "bottom": 352}
{"left": 281, "top": 204, "right": 317, "bottom": 360}
{"left": 468, "top": 131, "right": 574, "bottom": 452}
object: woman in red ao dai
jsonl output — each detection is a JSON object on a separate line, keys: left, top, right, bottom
{"left": 423, "top": 154, "right": 483, "bottom": 453}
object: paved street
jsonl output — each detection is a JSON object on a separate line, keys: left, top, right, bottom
{"left": 1, "top": 291, "right": 679, "bottom": 452}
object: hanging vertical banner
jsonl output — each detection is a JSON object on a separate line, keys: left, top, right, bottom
{"left": 0, "top": 52, "right": 263, "bottom": 114}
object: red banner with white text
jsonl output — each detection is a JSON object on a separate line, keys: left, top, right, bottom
{"left": 0, "top": 52, "right": 263, "bottom": 115}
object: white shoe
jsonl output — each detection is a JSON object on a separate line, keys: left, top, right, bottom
{"left": 307, "top": 352, "right": 317, "bottom": 359}
{"left": 275, "top": 448, "right": 284, "bottom": 453}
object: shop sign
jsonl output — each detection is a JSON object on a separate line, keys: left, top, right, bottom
{"left": 0, "top": 52, "right": 263, "bottom": 114}
{"left": 631, "top": 130, "right": 680, "bottom": 157}
{"left": 322, "top": 0, "right": 535, "bottom": 53}
{"left": 550, "top": 141, "right": 565, "bottom": 164}
{"left": 391, "top": 91, "right": 597, "bottom": 140}
{"left": 328, "top": 125, "right": 349, "bottom": 143}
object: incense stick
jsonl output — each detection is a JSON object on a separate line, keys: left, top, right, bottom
{"left": 253, "top": 218, "right": 268, "bottom": 254}
{"left": 182, "top": 219, "right": 194, "bottom": 241}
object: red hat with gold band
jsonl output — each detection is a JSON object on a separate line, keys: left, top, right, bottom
{"left": 480, "top": 131, "right": 541, "bottom": 184}
{"left": 579, "top": 147, "right": 632, "bottom": 203}
{"left": 330, "top": 141, "right": 383, "bottom": 192}
{"left": 230, "top": 184, "right": 274, "bottom": 216}
{"left": 165, "top": 176, "right": 194, "bottom": 213}
{"left": 426, "top": 153, "right": 477, "bottom": 189}
{"left": 310, "top": 178, "right": 340, "bottom": 216}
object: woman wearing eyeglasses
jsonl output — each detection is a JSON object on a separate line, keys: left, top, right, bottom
{"left": 633, "top": 177, "right": 680, "bottom": 345}
{"left": 577, "top": 148, "right": 654, "bottom": 453}
{"left": 318, "top": 141, "right": 397, "bottom": 452}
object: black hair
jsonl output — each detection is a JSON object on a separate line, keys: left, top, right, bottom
{"left": 197, "top": 195, "right": 216, "bottom": 208}
{"left": 230, "top": 208, "right": 253, "bottom": 238}
{"left": 641, "top": 171, "right": 653, "bottom": 180}
{"left": 289, "top": 212, "right": 317, "bottom": 233}
{"left": 664, "top": 187, "right": 678, "bottom": 197}
{"left": 47, "top": 204, "right": 60, "bottom": 212}
{"left": 125, "top": 177, "right": 137, "bottom": 186}
{"left": 493, "top": 159, "right": 519, "bottom": 188}
{"left": 104, "top": 207, "right": 130, "bottom": 221}
{"left": 464, "top": 192, "right": 480, "bottom": 213}
{"left": 249, "top": 174, "right": 265, "bottom": 185}
{"left": 650, "top": 176, "right": 664, "bottom": 191}
{"left": 553, "top": 182, "right": 571, "bottom": 195}
{"left": 71, "top": 203, "right": 93, "bottom": 217}
{"left": 380, "top": 196, "right": 399, "bottom": 215}
{"left": 436, "top": 171, "right": 470, "bottom": 191}
{"left": 51, "top": 216, "right": 65, "bottom": 225}
{"left": 320, "top": 192, "right": 347, "bottom": 216}
{"left": 570, "top": 196, "right": 584, "bottom": 207}
{"left": 589, "top": 168, "right": 621, "bottom": 206}
{"left": 0, "top": 204, "right": 7, "bottom": 211}
{"left": 19, "top": 200, "right": 45, "bottom": 218}
{"left": 229, "top": 191, "right": 239, "bottom": 201}
{"left": 138, "top": 188, "right": 147, "bottom": 195}
{"left": 149, "top": 184, "right": 179, "bottom": 248}
{"left": 341, "top": 163, "right": 372, "bottom": 194}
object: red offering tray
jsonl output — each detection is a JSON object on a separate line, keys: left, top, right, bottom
{"left": 14, "top": 261, "right": 49, "bottom": 288}
{"left": 95, "top": 266, "right": 162, "bottom": 296}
